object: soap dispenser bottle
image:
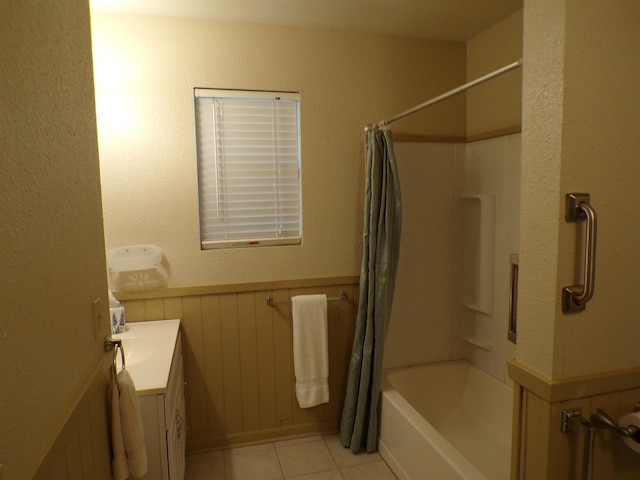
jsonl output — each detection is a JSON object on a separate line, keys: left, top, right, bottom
{"left": 109, "top": 290, "right": 126, "bottom": 334}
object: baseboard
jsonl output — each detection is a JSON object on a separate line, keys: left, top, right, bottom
{"left": 186, "top": 421, "right": 340, "bottom": 455}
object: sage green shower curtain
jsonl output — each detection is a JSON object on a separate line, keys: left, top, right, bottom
{"left": 340, "top": 126, "right": 402, "bottom": 453}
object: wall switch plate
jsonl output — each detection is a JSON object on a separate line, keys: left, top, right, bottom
{"left": 92, "top": 297, "right": 103, "bottom": 341}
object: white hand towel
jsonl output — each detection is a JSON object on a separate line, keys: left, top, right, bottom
{"left": 291, "top": 294, "right": 329, "bottom": 408}
{"left": 109, "top": 377, "right": 130, "bottom": 480}
{"left": 117, "top": 369, "right": 148, "bottom": 478}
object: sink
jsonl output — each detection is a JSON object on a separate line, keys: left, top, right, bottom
{"left": 111, "top": 319, "right": 180, "bottom": 394}
{"left": 114, "top": 335, "right": 160, "bottom": 369}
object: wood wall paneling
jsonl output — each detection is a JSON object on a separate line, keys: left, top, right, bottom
{"left": 512, "top": 368, "right": 640, "bottom": 479}
{"left": 201, "top": 294, "right": 225, "bottom": 442}
{"left": 237, "top": 292, "right": 260, "bottom": 433}
{"left": 256, "top": 289, "right": 277, "bottom": 431}
{"left": 182, "top": 296, "right": 209, "bottom": 443}
{"left": 30, "top": 278, "right": 358, "bottom": 478}
{"left": 120, "top": 278, "right": 359, "bottom": 454}
{"left": 273, "top": 287, "right": 295, "bottom": 430}
{"left": 219, "top": 293, "right": 244, "bottom": 434}
{"left": 32, "top": 355, "right": 112, "bottom": 480}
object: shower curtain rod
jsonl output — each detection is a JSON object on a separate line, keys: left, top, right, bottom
{"left": 367, "top": 58, "right": 523, "bottom": 131}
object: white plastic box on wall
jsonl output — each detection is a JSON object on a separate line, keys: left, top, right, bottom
{"left": 107, "top": 244, "right": 169, "bottom": 291}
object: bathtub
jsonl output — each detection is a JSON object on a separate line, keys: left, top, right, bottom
{"left": 379, "top": 360, "right": 513, "bottom": 480}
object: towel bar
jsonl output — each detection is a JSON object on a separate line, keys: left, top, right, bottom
{"left": 266, "top": 291, "right": 347, "bottom": 306}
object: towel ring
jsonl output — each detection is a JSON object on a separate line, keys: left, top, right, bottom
{"left": 104, "top": 336, "right": 126, "bottom": 372}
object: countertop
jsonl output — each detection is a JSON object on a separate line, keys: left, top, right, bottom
{"left": 112, "top": 319, "right": 181, "bottom": 395}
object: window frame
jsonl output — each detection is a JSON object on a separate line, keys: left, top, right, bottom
{"left": 194, "top": 88, "right": 302, "bottom": 250}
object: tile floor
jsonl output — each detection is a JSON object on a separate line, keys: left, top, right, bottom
{"left": 185, "top": 434, "right": 398, "bottom": 480}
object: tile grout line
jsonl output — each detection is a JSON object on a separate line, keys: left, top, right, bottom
{"left": 273, "top": 441, "right": 287, "bottom": 479}
{"left": 276, "top": 437, "right": 338, "bottom": 479}
{"left": 184, "top": 434, "right": 399, "bottom": 480}
{"left": 322, "top": 435, "right": 347, "bottom": 480}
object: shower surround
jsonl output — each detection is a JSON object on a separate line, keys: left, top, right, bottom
{"left": 380, "top": 132, "right": 520, "bottom": 478}
{"left": 386, "top": 132, "right": 521, "bottom": 380}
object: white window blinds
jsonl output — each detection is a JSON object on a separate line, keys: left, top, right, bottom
{"left": 194, "top": 89, "right": 302, "bottom": 249}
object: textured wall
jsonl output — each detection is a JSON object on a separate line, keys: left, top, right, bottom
{"left": 516, "top": 0, "right": 567, "bottom": 380}
{"left": 91, "top": 14, "right": 466, "bottom": 288}
{"left": 554, "top": 0, "right": 640, "bottom": 378}
{"left": 518, "top": 0, "right": 640, "bottom": 380}
{"left": 0, "top": 1, "right": 109, "bottom": 478}
{"left": 466, "top": 9, "right": 523, "bottom": 136}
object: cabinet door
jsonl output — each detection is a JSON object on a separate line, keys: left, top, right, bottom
{"left": 137, "top": 395, "right": 168, "bottom": 480}
{"left": 171, "top": 386, "right": 186, "bottom": 479}
{"left": 166, "top": 351, "right": 186, "bottom": 480}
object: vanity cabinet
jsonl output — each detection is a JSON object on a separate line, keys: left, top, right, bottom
{"left": 136, "top": 328, "right": 186, "bottom": 480}
{"left": 165, "top": 333, "right": 186, "bottom": 479}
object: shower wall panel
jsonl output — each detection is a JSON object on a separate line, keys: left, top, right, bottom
{"left": 384, "top": 142, "right": 456, "bottom": 369}
{"left": 385, "top": 133, "right": 520, "bottom": 382}
{"left": 454, "top": 133, "right": 520, "bottom": 382}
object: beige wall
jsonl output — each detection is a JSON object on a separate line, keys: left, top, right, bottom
{"left": 466, "top": 10, "right": 523, "bottom": 137}
{"left": 555, "top": 0, "right": 640, "bottom": 378}
{"left": 91, "top": 13, "right": 466, "bottom": 289}
{"left": 518, "top": 0, "right": 640, "bottom": 380}
{"left": 0, "top": 1, "right": 110, "bottom": 478}
{"left": 517, "top": 0, "right": 565, "bottom": 380}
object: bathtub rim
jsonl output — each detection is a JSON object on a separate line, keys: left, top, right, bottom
{"left": 379, "top": 359, "right": 512, "bottom": 480}
{"left": 380, "top": 387, "right": 485, "bottom": 480}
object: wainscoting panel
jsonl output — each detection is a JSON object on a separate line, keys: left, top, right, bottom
{"left": 509, "top": 360, "right": 640, "bottom": 479}
{"left": 31, "top": 355, "right": 112, "bottom": 480}
{"left": 119, "top": 278, "right": 359, "bottom": 454}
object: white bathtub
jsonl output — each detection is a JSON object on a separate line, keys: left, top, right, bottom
{"left": 379, "top": 360, "right": 513, "bottom": 480}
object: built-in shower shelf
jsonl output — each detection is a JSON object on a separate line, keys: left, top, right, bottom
{"left": 456, "top": 297, "right": 492, "bottom": 315}
{"left": 455, "top": 331, "right": 494, "bottom": 352}
{"left": 455, "top": 193, "right": 495, "bottom": 315}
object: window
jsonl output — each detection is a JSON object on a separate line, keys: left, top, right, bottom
{"left": 194, "top": 89, "right": 302, "bottom": 249}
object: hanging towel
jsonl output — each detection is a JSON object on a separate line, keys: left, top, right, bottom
{"left": 291, "top": 294, "right": 329, "bottom": 408}
{"left": 117, "top": 369, "right": 148, "bottom": 478}
{"left": 109, "top": 375, "right": 130, "bottom": 480}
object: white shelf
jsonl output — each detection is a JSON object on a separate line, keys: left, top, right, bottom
{"left": 457, "top": 297, "right": 492, "bottom": 315}
{"left": 456, "top": 331, "right": 494, "bottom": 352}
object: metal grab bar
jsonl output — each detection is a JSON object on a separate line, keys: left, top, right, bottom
{"left": 563, "top": 193, "right": 598, "bottom": 313}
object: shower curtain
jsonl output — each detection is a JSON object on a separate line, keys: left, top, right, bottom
{"left": 340, "top": 126, "right": 402, "bottom": 453}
